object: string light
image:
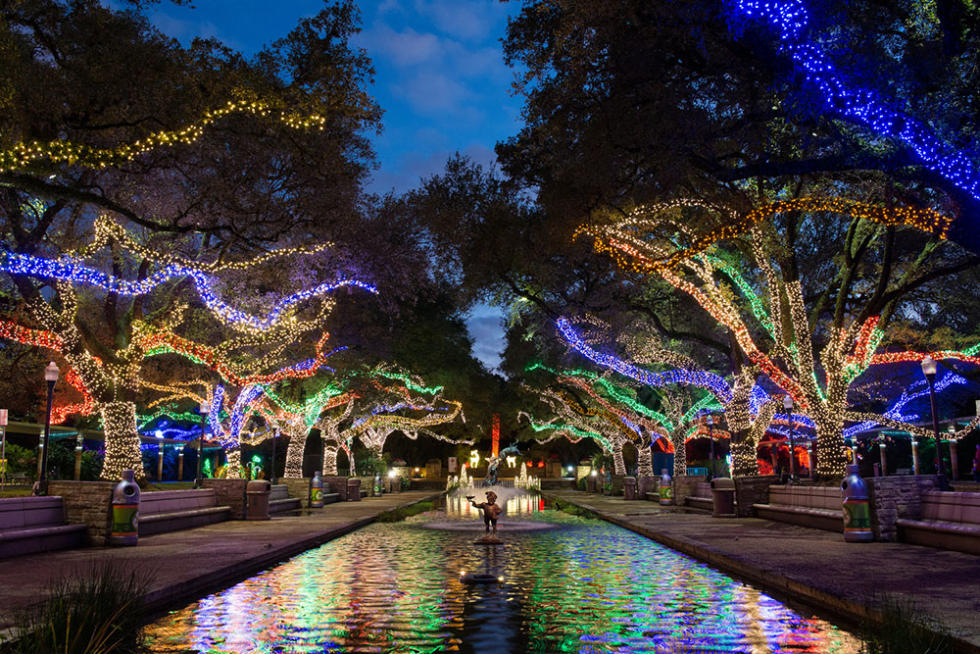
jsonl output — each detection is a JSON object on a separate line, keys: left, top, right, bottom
{"left": 730, "top": 0, "right": 980, "bottom": 205}
{"left": 0, "top": 94, "right": 329, "bottom": 173}
{"left": 1, "top": 250, "right": 377, "bottom": 334}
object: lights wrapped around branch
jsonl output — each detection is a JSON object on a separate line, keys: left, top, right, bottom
{"left": 0, "top": 94, "right": 329, "bottom": 173}
{"left": 1, "top": 250, "right": 378, "bottom": 334}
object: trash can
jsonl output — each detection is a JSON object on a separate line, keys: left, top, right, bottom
{"left": 110, "top": 469, "right": 140, "bottom": 546}
{"left": 310, "top": 471, "right": 324, "bottom": 508}
{"left": 347, "top": 477, "right": 361, "bottom": 502}
{"left": 246, "top": 479, "right": 271, "bottom": 520}
{"left": 659, "top": 469, "right": 673, "bottom": 506}
{"left": 841, "top": 464, "right": 873, "bottom": 542}
{"left": 373, "top": 473, "right": 383, "bottom": 497}
{"left": 710, "top": 476, "right": 736, "bottom": 517}
{"left": 623, "top": 476, "right": 637, "bottom": 500}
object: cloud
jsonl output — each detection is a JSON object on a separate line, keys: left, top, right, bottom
{"left": 466, "top": 304, "right": 506, "bottom": 372}
{"left": 413, "top": 0, "right": 506, "bottom": 41}
{"left": 392, "top": 70, "right": 471, "bottom": 115}
{"left": 356, "top": 25, "right": 443, "bottom": 67}
{"left": 366, "top": 144, "right": 497, "bottom": 195}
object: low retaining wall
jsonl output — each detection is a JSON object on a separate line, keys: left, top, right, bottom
{"left": 870, "top": 475, "right": 936, "bottom": 541}
{"left": 46, "top": 481, "right": 114, "bottom": 546}
{"left": 202, "top": 479, "right": 247, "bottom": 519}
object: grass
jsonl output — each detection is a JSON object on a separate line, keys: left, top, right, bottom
{"left": 860, "top": 597, "right": 954, "bottom": 654}
{"left": 0, "top": 562, "right": 149, "bottom": 654}
{"left": 375, "top": 500, "right": 435, "bottom": 522}
{"left": 0, "top": 488, "right": 32, "bottom": 498}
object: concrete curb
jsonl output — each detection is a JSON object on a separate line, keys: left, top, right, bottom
{"left": 543, "top": 493, "right": 980, "bottom": 654}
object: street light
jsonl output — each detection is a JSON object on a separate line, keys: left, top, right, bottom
{"left": 155, "top": 429, "right": 165, "bottom": 482}
{"left": 37, "top": 361, "right": 59, "bottom": 495}
{"left": 196, "top": 402, "right": 209, "bottom": 488}
{"left": 270, "top": 427, "right": 279, "bottom": 485}
{"left": 783, "top": 395, "right": 796, "bottom": 481}
{"left": 706, "top": 415, "right": 715, "bottom": 480}
{"left": 920, "top": 355, "right": 950, "bottom": 491}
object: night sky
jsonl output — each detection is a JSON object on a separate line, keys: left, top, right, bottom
{"left": 143, "top": 0, "right": 517, "bottom": 371}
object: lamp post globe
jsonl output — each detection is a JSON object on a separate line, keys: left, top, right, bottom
{"left": 37, "top": 361, "right": 59, "bottom": 495}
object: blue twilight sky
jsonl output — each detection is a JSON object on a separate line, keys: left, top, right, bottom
{"left": 143, "top": 0, "right": 519, "bottom": 372}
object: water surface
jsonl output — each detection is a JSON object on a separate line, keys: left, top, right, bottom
{"left": 146, "top": 492, "right": 859, "bottom": 653}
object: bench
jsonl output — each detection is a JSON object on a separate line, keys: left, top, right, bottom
{"left": 268, "top": 485, "right": 301, "bottom": 515}
{"left": 139, "top": 489, "right": 231, "bottom": 536}
{"left": 897, "top": 491, "right": 980, "bottom": 555}
{"left": 0, "top": 496, "right": 85, "bottom": 559}
{"left": 753, "top": 485, "right": 842, "bottom": 532}
{"left": 684, "top": 481, "right": 713, "bottom": 512}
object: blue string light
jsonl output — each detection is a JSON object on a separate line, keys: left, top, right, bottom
{"left": 0, "top": 250, "right": 377, "bottom": 332}
{"left": 730, "top": 0, "right": 980, "bottom": 202}
{"left": 843, "top": 370, "right": 966, "bottom": 437}
{"left": 556, "top": 318, "right": 734, "bottom": 402}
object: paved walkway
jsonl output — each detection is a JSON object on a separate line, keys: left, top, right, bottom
{"left": 545, "top": 490, "right": 980, "bottom": 654}
{"left": 0, "top": 491, "right": 439, "bottom": 630}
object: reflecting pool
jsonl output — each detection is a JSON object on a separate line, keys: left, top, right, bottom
{"left": 146, "top": 492, "right": 859, "bottom": 653}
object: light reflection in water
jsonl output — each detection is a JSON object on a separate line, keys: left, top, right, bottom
{"left": 146, "top": 493, "right": 859, "bottom": 653}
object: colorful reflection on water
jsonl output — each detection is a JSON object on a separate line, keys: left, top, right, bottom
{"left": 146, "top": 493, "right": 859, "bottom": 653}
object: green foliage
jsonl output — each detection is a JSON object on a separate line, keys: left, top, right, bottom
{"left": 2, "top": 562, "right": 149, "bottom": 654}
{"left": 860, "top": 598, "right": 954, "bottom": 654}
{"left": 2, "top": 442, "right": 34, "bottom": 477}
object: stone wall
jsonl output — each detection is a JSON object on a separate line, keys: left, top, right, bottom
{"left": 323, "top": 475, "right": 351, "bottom": 501}
{"left": 671, "top": 475, "right": 703, "bottom": 507}
{"left": 637, "top": 475, "right": 656, "bottom": 498}
{"left": 203, "top": 479, "right": 247, "bottom": 519}
{"left": 48, "top": 480, "right": 114, "bottom": 546}
{"left": 282, "top": 477, "right": 311, "bottom": 506}
{"left": 870, "top": 475, "right": 936, "bottom": 541}
{"left": 734, "top": 475, "right": 777, "bottom": 517}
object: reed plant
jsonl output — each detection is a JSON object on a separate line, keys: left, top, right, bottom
{"left": 1, "top": 562, "right": 148, "bottom": 654}
{"left": 860, "top": 597, "right": 954, "bottom": 654}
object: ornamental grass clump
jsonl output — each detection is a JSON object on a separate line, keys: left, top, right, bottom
{"left": 1, "top": 562, "right": 149, "bottom": 654}
{"left": 860, "top": 597, "right": 954, "bottom": 654}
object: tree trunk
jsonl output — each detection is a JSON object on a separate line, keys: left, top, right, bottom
{"left": 99, "top": 401, "right": 144, "bottom": 481}
{"left": 637, "top": 441, "right": 653, "bottom": 476}
{"left": 813, "top": 411, "right": 846, "bottom": 479}
{"left": 322, "top": 444, "right": 338, "bottom": 476}
{"left": 672, "top": 431, "right": 687, "bottom": 478}
{"left": 284, "top": 427, "right": 309, "bottom": 478}
{"left": 612, "top": 443, "right": 626, "bottom": 476}
{"left": 225, "top": 449, "right": 242, "bottom": 479}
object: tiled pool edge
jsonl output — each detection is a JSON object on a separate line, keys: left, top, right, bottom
{"left": 542, "top": 492, "right": 980, "bottom": 654}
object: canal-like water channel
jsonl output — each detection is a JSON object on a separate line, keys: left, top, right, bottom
{"left": 146, "top": 491, "right": 859, "bottom": 653}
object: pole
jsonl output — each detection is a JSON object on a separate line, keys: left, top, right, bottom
{"left": 38, "top": 378, "right": 55, "bottom": 495}
{"left": 707, "top": 418, "right": 714, "bottom": 480}
{"left": 1, "top": 426, "right": 5, "bottom": 492}
{"left": 271, "top": 428, "right": 278, "bottom": 485}
{"left": 157, "top": 444, "right": 164, "bottom": 481}
{"left": 196, "top": 411, "right": 207, "bottom": 488}
{"left": 788, "top": 419, "right": 796, "bottom": 481}
{"left": 74, "top": 434, "right": 82, "bottom": 481}
{"left": 925, "top": 373, "right": 950, "bottom": 490}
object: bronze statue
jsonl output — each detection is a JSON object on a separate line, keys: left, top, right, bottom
{"left": 467, "top": 490, "right": 503, "bottom": 536}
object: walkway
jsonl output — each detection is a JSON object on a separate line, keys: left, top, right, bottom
{"left": 544, "top": 490, "right": 980, "bottom": 654}
{"left": 0, "top": 490, "right": 439, "bottom": 630}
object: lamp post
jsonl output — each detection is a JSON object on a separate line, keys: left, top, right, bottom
{"left": 783, "top": 395, "right": 795, "bottom": 481}
{"left": 196, "top": 403, "right": 209, "bottom": 488}
{"left": 74, "top": 433, "right": 83, "bottom": 481}
{"left": 921, "top": 355, "right": 950, "bottom": 490}
{"left": 155, "top": 429, "right": 164, "bottom": 481}
{"left": 706, "top": 415, "right": 714, "bottom": 480}
{"left": 37, "top": 361, "right": 59, "bottom": 495}
{"left": 270, "top": 427, "right": 279, "bottom": 485}
{"left": 947, "top": 424, "right": 959, "bottom": 481}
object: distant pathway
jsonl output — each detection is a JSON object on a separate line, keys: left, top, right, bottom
{"left": 0, "top": 491, "right": 439, "bottom": 630}
{"left": 544, "top": 490, "right": 980, "bottom": 654}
